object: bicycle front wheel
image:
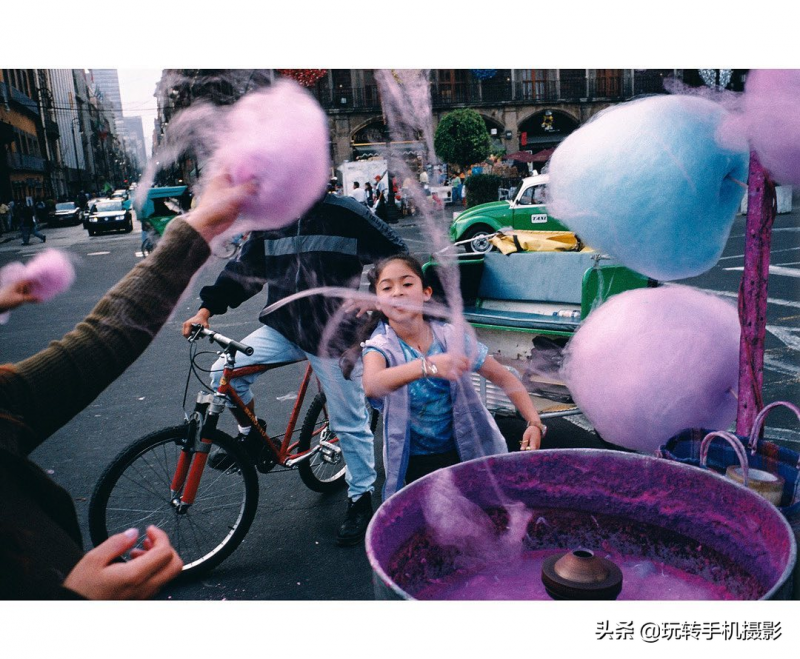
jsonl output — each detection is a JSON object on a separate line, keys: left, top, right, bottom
{"left": 88, "top": 425, "right": 259, "bottom": 577}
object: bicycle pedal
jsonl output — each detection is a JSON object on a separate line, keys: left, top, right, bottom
{"left": 319, "top": 439, "right": 342, "bottom": 465}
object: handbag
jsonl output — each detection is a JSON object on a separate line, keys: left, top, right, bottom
{"left": 658, "top": 401, "right": 800, "bottom": 518}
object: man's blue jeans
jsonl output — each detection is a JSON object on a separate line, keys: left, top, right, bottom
{"left": 209, "top": 323, "right": 376, "bottom": 499}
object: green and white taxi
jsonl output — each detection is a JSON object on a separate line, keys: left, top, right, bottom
{"left": 449, "top": 174, "right": 568, "bottom": 253}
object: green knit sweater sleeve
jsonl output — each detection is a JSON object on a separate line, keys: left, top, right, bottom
{"left": 0, "top": 217, "right": 210, "bottom": 455}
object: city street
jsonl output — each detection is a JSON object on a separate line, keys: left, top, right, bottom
{"left": 0, "top": 203, "right": 797, "bottom": 601}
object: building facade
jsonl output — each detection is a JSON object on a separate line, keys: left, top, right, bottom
{"left": 90, "top": 69, "right": 125, "bottom": 139}
{"left": 0, "top": 69, "right": 141, "bottom": 204}
{"left": 123, "top": 116, "right": 147, "bottom": 171}
{"left": 152, "top": 69, "right": 747, "bottom": 186}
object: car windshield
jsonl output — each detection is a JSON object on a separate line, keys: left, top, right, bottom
{"left": 56, "top": 203, "right": 76, "bottom": 211}
{"left": 96, "top": 201, "right": 123, "bottom": 212}
{"left": 517, "top": 185, "right": 547, "bottom": 205}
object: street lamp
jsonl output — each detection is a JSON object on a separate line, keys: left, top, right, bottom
{"left": 70, "top": 117, "right": 84, "bottom": 194}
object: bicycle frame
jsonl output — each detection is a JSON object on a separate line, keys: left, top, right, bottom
{"left": 172, "top": 345, "right": 328, "bottom": 508}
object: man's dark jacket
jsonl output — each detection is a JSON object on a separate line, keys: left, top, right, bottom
{"left": 199, "top": 194, "right": 407, "bottom": 355}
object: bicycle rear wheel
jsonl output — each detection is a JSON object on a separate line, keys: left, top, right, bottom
{"left": 88, "top": 425, "right": 259, "bottom": 577}
{"left": 297, "top": 392, "right": 378, "bottom": 493}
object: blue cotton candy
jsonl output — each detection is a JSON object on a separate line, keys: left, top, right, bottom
{"left": 547, "top": 95, "right": 749, "bottom": 281}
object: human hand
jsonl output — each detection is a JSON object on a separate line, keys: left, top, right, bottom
{"left": 182, "top": 308, "right": 211, "bottom": 337}
{"left": 63, "top": 526, "right": 183, "bottom": 600}
{"left": 520, "top": 424, "right": 544, "bottom": 451}
{"left": 427, "top": 353, "right": 470, "bottom": 381}
{"left": 341, "top": 296, "right": 376, "bottom": 318}
{"left": 184, "top": 169, "right": 258, "bottom": 243}
{"left": 0, "top": 279, "right": 39, "bottom": 313}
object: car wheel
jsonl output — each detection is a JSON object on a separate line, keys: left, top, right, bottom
{"left": 124, "top": 221, "right": 133, "bottom": 233}
{"left": 462, "top": 225, "right": 495, "bottom": 254}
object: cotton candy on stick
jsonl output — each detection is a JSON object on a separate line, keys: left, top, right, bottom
{"left": 546, "top": 95, "right": 749, "bottom": 281}
{"left": 741, "top": 69, "right": 800, "bottom": 186}
{"left": 561, "top": 286, "right": 740, "bottom": 454}
{"left": 212, "top": 79, "right": 331, "bottom": 233}
{"left": 1, "top": 249, "right": 75, "bottom": 301}
{"left": 0, "top": 249, "right": 75, "bottom": 323}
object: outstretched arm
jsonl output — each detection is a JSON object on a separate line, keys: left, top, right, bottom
{"left": 0, "top": 171, "right": 255, "bottom": 453}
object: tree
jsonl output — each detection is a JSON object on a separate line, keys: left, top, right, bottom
{"left": 434, "top": 109, "right": 491, "bottom": 171}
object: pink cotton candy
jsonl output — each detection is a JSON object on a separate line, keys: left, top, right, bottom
{"left": 561, "top": 286, "right": 740, "bottom": 454}
{"left": 1, "top": 249, "right": 75, "bottom": 301}
{"left": 214, "top": 79, "right": 331, "bottom": 232}
{"left": 742, "top": 69, "right": 800, "bottom": 186}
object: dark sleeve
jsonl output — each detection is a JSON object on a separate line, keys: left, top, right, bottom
{"left": 199, "top": 233, "right": 267, "bottom": 315}
{"left": 0, "top": 217, "right": 211, "bottom": 454}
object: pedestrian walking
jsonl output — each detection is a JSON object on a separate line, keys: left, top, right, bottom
{"left": 20, "top": 202, "right": 46, "bottom": 245}
{"left": 0, "top": 201, "right": 9, "bottom": 235}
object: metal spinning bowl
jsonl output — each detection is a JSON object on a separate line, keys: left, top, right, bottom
{"left": 366, "top": 450, "right": 796, "bottom": 600}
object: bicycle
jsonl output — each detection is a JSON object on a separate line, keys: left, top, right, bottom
{"left": 88, "top": 324, "right": 377, "bottom": 576}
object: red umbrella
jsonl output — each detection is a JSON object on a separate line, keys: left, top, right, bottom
{"left": 505, "top": 148, "right": 556, "bottom": 163}
{"left": 504, "top": 150, "right": 538, "bottom": 163}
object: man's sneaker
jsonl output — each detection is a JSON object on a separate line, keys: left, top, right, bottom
{"left": 208, "top": 419, "right": 267, "bottom": 471}
{"left": 335, "top": 492, "right": 373, "bottom": 546}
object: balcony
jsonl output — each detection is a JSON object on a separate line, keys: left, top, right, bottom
{"left": 7, "top": 152, "right": 46, "bottom": 172}
{"left": 311, "top": 84, "right": 382, "bottom": 112}
{"left": 307, "top": 74, "right": 670, "bottom": 115}
{"left": 0, "top": 82, "right": 39, "bottom": 116}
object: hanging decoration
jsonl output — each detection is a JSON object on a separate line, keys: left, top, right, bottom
{"left": 471, "top": 69, "right": 497, "bottom": 81}
{"left": 698, "top": 69, "right": 733, "bottom": 90}
{"left": 276, "top": 69, "right": 328, "bottom": 87}
{"left": 541, "top": 110, "right": 555, "bottom": 132}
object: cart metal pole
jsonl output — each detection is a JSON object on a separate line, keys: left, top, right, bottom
{"left": 736, "top": 152, "right": 776, "bottom": 435}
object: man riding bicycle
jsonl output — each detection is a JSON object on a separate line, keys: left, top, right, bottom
{"left": 183, "top": 191, "right": 406, "bottom": 546}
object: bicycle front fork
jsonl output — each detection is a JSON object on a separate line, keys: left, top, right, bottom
{"left": 170, "top": 392, "right": 225, "bottom": 513}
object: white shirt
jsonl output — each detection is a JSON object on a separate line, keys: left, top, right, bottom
{"left": 350, "top": 187, "right": 367, "bottom": 203}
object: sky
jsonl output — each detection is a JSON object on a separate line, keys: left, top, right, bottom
{"left": 116, "top": 69, "right": 162, "bottom": 158}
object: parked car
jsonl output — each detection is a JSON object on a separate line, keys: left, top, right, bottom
{"left": 48, "top": 202, "right": 84, "bottom": 227}
{"left": 85, "top": 200, "right": 133, "bottom": 236}
{"left": 449, "top": 174, "right": 568, "bottom": 253}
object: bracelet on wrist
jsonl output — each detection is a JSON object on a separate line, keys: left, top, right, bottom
{"left": 420, "top": 356, "right": 439, "bottom": 379}
{"left": 527, "top": 420, "right": 547, "bottom": 438}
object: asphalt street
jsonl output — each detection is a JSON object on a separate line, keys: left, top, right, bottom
{"left": 0, "top": 201, "right": 797, "bottom": 601}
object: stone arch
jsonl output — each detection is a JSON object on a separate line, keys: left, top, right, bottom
{"left": 517, "top": 108, "right": 580, "bottom": 151}
{"left": 351, "top": 117, "right": 389, "bottom": 145}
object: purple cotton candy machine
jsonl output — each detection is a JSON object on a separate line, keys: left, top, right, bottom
{"left": 366, "top": 450, "right": 796, "bottom": 600}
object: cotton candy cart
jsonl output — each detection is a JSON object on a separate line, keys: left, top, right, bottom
{"left": 423, "top": 229, "right": 655, "bottom": 430}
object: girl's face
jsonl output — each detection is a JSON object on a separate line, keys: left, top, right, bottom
{"left": 375, "top": 260, "right": 431, "bottom": 322}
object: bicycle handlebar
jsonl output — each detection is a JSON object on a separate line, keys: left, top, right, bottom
{"left": 188, "top": 324, "right": 255, "bottom": 356}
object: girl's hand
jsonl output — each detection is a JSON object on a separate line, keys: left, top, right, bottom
{"left": 520, "top": 424, "right": 543, "bottom": 451}
{"left": 427, "top": 353, "right": 470, "bottom": 381}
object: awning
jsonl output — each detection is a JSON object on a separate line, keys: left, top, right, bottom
{"left": 504, "top": 147, "right": 556, "bottom": 163}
